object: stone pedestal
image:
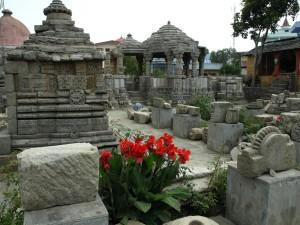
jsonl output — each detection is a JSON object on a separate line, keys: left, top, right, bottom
{"left": 0, "top": 129, "right": 10, "bottom": 155}
{"left": 207, "top": 123, "right": 243, "bottom": 153}
{"left": 173, "top": 114, "right": 200, "bottom": 139}
{"left": 24, "top": 194, "right": 108, "bottom": 225}
{"left": 226, "top": 163, "right": 300, "bottom": 225}
{"left": 293, "top": 141, "right": 300, "bottom": 165}
{"left": 152, "top": 107, "right": 173, "bottom": 129}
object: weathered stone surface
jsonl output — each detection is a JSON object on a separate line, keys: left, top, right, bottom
{"left": 152, "top": 107, "right": 173, "bottom": 129}
{"left": 281, "top": 112, "right": 300, "bottom": 134}
{"left": 230, "top": 142, "right": 251, "bottom": 161}
{"left": 225, "top": 108, "right": 239, "bottom": 124}
{"left": 237, "top": 126, "right": 296, "bottom": 178}
{"left": 116, "top": 221, "right": 145, "bottom": 225}
{"left": 173, "top": 114, "right": 201, "bottom": 139}
{"left": 207, "top": 123, "right": 243, "bottom": 153}
{"left": 210, "top": 101, "right": 232, "bottom": 123}
{"left": 163, "top": 216, "right": 218, "bottom": 225}
{"left": 24, "top": 194, "right": 108, "bottom": 225}
{"left": 293, "top": 141, "right": 300, "bottom": 165}
{"left": 202, "top": 127, "right": 208, "bottom": 144}
{"left": 256, "top": 99, "right": 264, "bottom": 108}
{"left": 18, "top": 143, "right": 99, "bottom": 211}
{"left": 227, "top": 163, "right": 300, "bottom": 225}
{"left": 127, "top": 107, "right": 135, "bottom": 120}
{"left": 189, "top": 128, "right": 204, "bottom": 140}
{"left": 134, "top": 111, "right": 151, "bottom": 124}
{"left": 255, "top": 114, "right": 274, "bottom": 124}
{"left": 188, "top": 106, "right": 200, "bottom": 116}
{"left": 153, "top": 97, "right": 166, "bottom": 108}
{"left": 176, "top": 104, "right": 189, "bottom": 114}
{"left": 0, "top": 129, "right": 11, "bottom": 155}
{"left": 286, "top": 98, "right": 300, "bottom": 111}
{"left": 291, "top": 123, "right": 300, "bottom": 142}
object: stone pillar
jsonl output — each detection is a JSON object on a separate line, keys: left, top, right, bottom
{"left": 272, "top": 53, "right": 280, "bottom": 77}
{"left": 166, "top": 54, "right": 174, "bottom": 76}
{"left": 192, "top": 53, "right": 200, "bottom": 77}
{"left": 145, "top": 56, "right": 152, "bottom": 76}
{"left": 175, "top": 53, "right": 184, "bottom": 75}
{"left": 137, "top": 55, "right": 144, "bottom": 75}
{"left": 104, "top": 52, "right": 112, "bottom": 74}
{"left": 116, "top": 53, "right": 124, "bottom": 75}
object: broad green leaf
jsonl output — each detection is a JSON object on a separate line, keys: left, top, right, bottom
{"left": 120, "top": 216, "right": 128, "bottom": 225}
{"left": 133, "top": 201, "right": 152, "bottom": 213}
{"left": 165, "top": 187, "right": 192, "bottom": 200}
{"left": 156, "top": 209, "right": 171, "bottom": 222}
{"left": 161, "top": 196, "right": 181, "bottom": 212}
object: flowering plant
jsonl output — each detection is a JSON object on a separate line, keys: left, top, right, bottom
{"left": 99, "top": 133, "right": 191, "bottom": 225}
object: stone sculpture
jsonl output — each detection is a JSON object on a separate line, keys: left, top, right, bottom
{"left": 237, "top": 126, "right": 296, "bottom": 178}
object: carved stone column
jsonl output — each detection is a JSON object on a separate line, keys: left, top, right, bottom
{"left": 116, "top": 53, "right": 124, "bottom": 75}
{"left": 192, "top": 53, "right": 200, "bottom": 77}
{"left": 104, "top": 52, "right": 112, "bottom": 74}
{"left": 136, "top": 55, "right": 144, "bottom": 75}
{"left": 145, "top": 55, "right": 152, "bottom": 76}
{"left": 166, "top": 54, "right": 174, "bottom": 76}
{"left": 175, "top": 53, "right": 184, "bottom": 75}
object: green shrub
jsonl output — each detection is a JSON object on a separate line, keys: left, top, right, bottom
{"left": 153, "top": 68, "right": 166, "bottom": 78}
{"left": 0, "top": 161, "right": 23, "bottom": 225}
{"left": 239, "top": 109, "right": 264, "bottom": 136}
{"left": 191, "top": 96, "right": 213, "bottom": 121}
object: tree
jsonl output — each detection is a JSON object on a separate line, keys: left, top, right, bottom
{"left": 232, "top": 0, "right": 299, "bottom": 86}
{"left": 210, "top": 48, "right": 241, "bottom": 75}
{"left": 124, "top": 56, "right": 139, "bottom": 76}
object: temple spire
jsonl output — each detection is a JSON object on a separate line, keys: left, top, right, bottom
{"left": 282, "top": 17, "right": 289, "bottom": 27}
{"left": 43, "top": 0, "right": 72, "bottom": 16}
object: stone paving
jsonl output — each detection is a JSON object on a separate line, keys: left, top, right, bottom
{"left": 108, "top": 109, "right": 230, "bottom": 173}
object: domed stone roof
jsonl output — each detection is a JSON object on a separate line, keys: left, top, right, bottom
{"left": 0, "top": 9, "right": 30, "bottom": 46}
{"left": 120, "top": 34, "right": 144, "bottom": 54}
{"left": 142, "top": 21, "right": 200, "bottom": 55}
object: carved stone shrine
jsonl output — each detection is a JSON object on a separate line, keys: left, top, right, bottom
{"left": 5, "top": 0, "right": 115, "bottom": 149}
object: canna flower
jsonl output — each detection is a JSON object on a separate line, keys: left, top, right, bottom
{"left": 100, "top": 150, "right": 112, "bottom": 170}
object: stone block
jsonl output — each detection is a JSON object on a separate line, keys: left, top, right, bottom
{"left": 127, "top": 107, "right": 135, "bottom": 120}
{"left": 226, "top": 163, "right": 300, "bottom": 225}
{"left": 286, "top": 98, "right": 300, "bottom": 111}
{"left": 24, "top": 194, "right": 108, "bottom": 225}
{"left": 18, "top": 143, "right": 99, "bottom": 211}
{"left": 225, "top": 108, "right": 239, "bottom": 124}
{"left": 134, "top": 112, "right": 151, "bottom": 124}
{"left": 173, "top": 114, "right": 201, "bottom": 139}
{"left": 207, "top": 123, "right": 243, "bottom": 153}
{"left": 293, "top": 141, "right": 300, "bottom": 165}
{"left": 0, "top": 129, "right": 11, "bottom": 155}
{"left": 5, "top": 61, "right": 28, "bottom": 74}
{"left": 210, "top": 101, "right": 233, "bottom": 123}
{"left": 4, "top": 74, "right": 15, "bottom": 92}
{"left": 188, "top": 106, "right": 200, "bottom": 116}
{"left": 152, "top": 107, "right": 173, "bottom": 129}
{"left": 189, "top": 128, "right": 203, "bottom": 140}
{"left": 176, "top": 104, "right": 189, "bottom": 114}
{"left": 153, "top": 97, "right": 166, "bottom": 108}
{"left": 163, "top": 216, "right": 218, "bottom": 225}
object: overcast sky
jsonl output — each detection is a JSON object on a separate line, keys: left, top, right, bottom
{"left": 4, "top": 0, "right": 296, "bottom": 52}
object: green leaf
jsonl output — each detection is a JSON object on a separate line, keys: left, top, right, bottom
{"left": 133, "top": 201, "right": 152, "bottom": 213}
{"left": 161, "top": 196, "right": 181, "bottom": 212}
{"left": 165, "top": 187, "right": 192, "bottom": 200}
{"left": 156, "top": 209, "right": 171, "bottom": 222}
{"left": 120, "top": 216, "right": 128, "bottom": 225}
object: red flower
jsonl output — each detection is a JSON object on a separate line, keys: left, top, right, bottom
{"left": 166, "top": 144, "right": 177, "bottom": 161}
{"left": 100, "top": 150, "right": 112, "bottom": 170}
{"left": 146, "top": 135, "right": 155, "bottom": 149}
{"left": 131, "top": 142, "right": 147, "bottom": 164}
{"left": 135, "top": 136, "right": 144, "bottom": 144}
{"left": 120, "top": 139, "right": 134, "bottom": 158}
{"left": 162, "top": 133, "right": 173, "bottom": 146}
{"left": 177, "top": 148, "right": 191, "bottom": 164}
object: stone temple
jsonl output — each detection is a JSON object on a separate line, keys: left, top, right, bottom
{"left": 5, "top": 0, "right": 115, "bottom": 149}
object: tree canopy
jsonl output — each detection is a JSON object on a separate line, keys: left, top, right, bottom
{"left": 210, "top": 48, "right": 241, "bottom": 75}
{"left": 232, "top": 0, "right": 299, "bottom": 85}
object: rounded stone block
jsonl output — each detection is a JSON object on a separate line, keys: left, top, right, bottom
{"left": 163, "top": 216, "right": 218, "bottom": 225}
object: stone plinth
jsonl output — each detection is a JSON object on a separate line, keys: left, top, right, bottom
{"left": 207, "top": 123, "right": 243, "bottom": 153}
{"left": 210, "top": 101, "right": 233, "bottom": 123}
{"left": 293, "top": 141, "right": 300, "bottom": 165}
{"left": 152, "top": 107, "right": 173, "bottom": 129}
{"left": 173, "top": 114, "right": 201, "bottom": 139}
{"left": 134, "top": 111, "right": 151, "bottom": 124}
{"left": 226, "top": 163, "right": 300, "bottom": 225}
{"left": 286, "top": 98, "right": 300, "bottom": 111}
{"left": 18, "top": 143, "right": 99, "bottom": 211}
{"left": 0, "top": 129, "right": 10, "bottom": 155}
{"left": 163, "top": 216, "right": 218, "bottom": 225}
{"left": 24, "top": 194, "right": 108, "bottom": 225}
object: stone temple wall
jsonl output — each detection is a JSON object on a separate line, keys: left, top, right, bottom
{"left": 136, "top": 76, "right": 244, "bottom": 104}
